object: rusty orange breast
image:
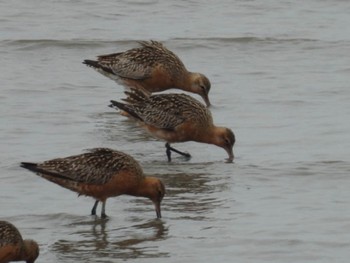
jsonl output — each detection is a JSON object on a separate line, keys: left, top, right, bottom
{"left": 0, "top": 244, "right": 21, "bottom": 263}
{"left": 123, "top": 65, "right": 185, "bottom": 92}
{"left": 78, "top": 170, "right": 142, "bottom": 201}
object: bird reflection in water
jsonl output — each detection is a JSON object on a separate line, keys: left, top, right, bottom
{"left": 52, "top": 218, "right": 168, "bottom": 261}
{"left": 156, "top": 171, "right": 230, "bottom": 220}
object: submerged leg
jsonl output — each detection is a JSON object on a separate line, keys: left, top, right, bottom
{"left": 101, "top": 200, "right": 107, "bottom": 218}
{"left": 165, "top": 143, "right": 191, "bottom": 161}
{"left": 91, "top": 200, "right": 99, "bottom": 215}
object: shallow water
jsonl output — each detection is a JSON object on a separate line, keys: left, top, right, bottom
{"left": 1, "top": 1, "right": 350, "bottom": 262}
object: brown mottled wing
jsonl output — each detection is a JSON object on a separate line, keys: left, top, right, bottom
{"left": 0, "top": 221, "right": 23, "bottom": 246}
{"left": 98, "top": 51, "right": 153, "bottom": 80}
{"left": 97, "top": 41, "right": 185, "bottom": 80}
{"left": 36, "top": 148, "right": 142, "bottom": 185}
{"left": 138, "top": 94, "right": 201, "bottom": 130}
{"left": 97, "top": 45, "right": 155, "bottom": 80}
{"left": 137, "top": 40, "right": 187, "bottom": 74}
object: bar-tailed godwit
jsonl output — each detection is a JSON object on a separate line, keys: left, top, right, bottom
{"left": 20, "top": 148, "right": 165, "bottom": 218}
{"left": 0, "top": 221, "right": 39, "bottom": 263}
{"left": 109, "top": 89, "right": 235, "bottom": 162}
{"left": 84, "top": 40, "right": 211, "bottom": 106}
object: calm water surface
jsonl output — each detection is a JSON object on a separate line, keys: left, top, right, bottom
{"left": 1, "top": 1, "right": 350, "bottom": 262}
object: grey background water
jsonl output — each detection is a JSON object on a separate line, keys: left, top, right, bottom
{"left": 1, "top": 1, "right": 350, "bottom": 262}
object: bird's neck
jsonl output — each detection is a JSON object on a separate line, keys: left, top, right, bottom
{"left": 195, "top": 125, "right": 224, "bottom": 146}
{"left": 129, "top": 177, "right": 156, "bottom": 199}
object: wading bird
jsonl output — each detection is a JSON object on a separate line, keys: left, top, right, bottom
{"left": 0, "top": 221, "right": 39, "bottom": 263}
{"left": 84, "top": 40, "right": 211, "bottom": 106}
{"left": 109, "top": 89, "right": 235, "bottom": 162}
{"left": 20, "top": 148, "right": 165, "bottom": 218}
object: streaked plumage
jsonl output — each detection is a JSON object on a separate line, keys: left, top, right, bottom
{"left": 83, "top": 40, "right": 211, "bottom": 106}
{"left": 109, "top": 89, "right": 235, "bottom": 162}
{"left": 0, "top": 221, "right": 39, "bottom": 263}
{"left": 20, "top": 148, "right": 165, "bottom": 218}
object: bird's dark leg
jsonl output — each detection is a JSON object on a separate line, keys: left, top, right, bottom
{"left": 165, "top": 143, "right": 191, "bottom": 161}
{"left": 101, "top": 201, "right": 107, "bottom": 218}
{"left": 165, "top": 143, "right": 172, "bottom": 162}
{"left": 91, "top": 200, "right": 99, "bottom": 215}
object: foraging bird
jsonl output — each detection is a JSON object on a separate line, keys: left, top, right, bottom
{"left": 83, "top": 40, "right": 211, "bottom": 106}
{"left": 109, "top": 88, "right": 235, "bottom": 162}
{"left": 0, "top": 221, "right": 39, "bottom": 263}
{"left": 20, "top": 148, "right": 165, "bottom": 218}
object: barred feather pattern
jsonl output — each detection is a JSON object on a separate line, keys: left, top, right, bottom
{"left": 0, "top": 221, "right": 23, "bottom": 246}
{"left": 97, "top": 40, "right": 186, "bottom": 80}
{"left": 118, "top": 89, "right": 213, "bottom": 130}
{"left": 35, "top": 148, "right": 144, "bottom": 185}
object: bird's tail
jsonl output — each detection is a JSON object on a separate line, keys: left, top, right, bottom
{"left": 20, "top": 162, "right": 81, "bottom": 193}
{"left": 123, "top": 87, "right": 150, "bottom": 104}
{"left": 82, "top": 59, "right": 100, "bottom": 68}
{"left": 20, "top": 162, "right": 39, "bottom": 172}
{"left": 20, "top": 162, "right": 74, "bottom": 182}
{"left": 82, "top": 59, "right": 115, "bottom": 75}
{"left": 109, "top": 100, "right": 143, "bottom": 121}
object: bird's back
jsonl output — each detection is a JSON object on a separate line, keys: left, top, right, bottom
{"left": 0, "top": 221, "right": 22, "bottom": 247}
{"left": 113, "top": 89, "right": 213, "bottom": 132}
{"left": 22, "top": 148, "right": 144, "bottom": 186}
{"left": 97, "top": 41, "right": 187, "bottom": 81}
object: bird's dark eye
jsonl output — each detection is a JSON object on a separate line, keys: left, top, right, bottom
{"left": 200, "top": 85, "right": 207, "bottom": 93}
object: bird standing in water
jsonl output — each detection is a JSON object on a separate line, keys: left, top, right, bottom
{"left": 0, "top": 220, "right": 39, "bottom": 263}
{"left": 20, "top": 148, "right": 165, "bottom": 218}
{"left": 83, "top": 40, "right": 211, "bottom": 107}
{"left": 109, "top": 88, "right": 235, "bottom": 162}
